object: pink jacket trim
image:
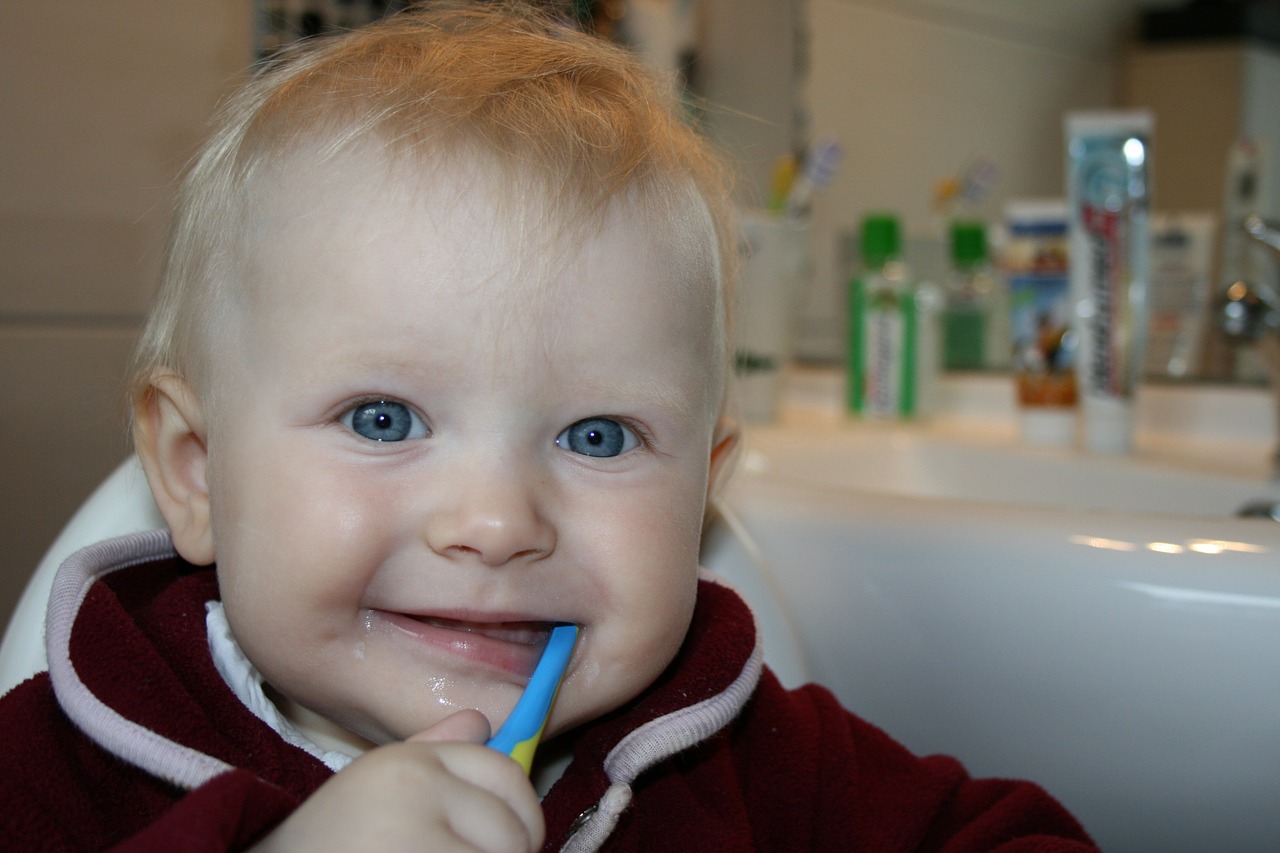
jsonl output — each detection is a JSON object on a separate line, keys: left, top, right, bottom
{"left": 45, "top": 530, "right": 236, "bottom": 791}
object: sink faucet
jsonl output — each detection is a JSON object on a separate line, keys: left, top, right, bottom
{"left": 1219, "top": 214, "right": 1280, "bottom": 481}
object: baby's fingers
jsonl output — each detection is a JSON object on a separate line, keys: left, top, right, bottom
{"left": 428, "top": 741, "right": 545, "bottom": 851}
{"left": 251, "top": 737, "right": 542, "bottom": 853}
{"left": 410, "top": 708, "right": 492, "bottom": 745}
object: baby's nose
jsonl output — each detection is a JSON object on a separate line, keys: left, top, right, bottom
{"left": 423, "top": 462, "right": 554, "bottom": 567}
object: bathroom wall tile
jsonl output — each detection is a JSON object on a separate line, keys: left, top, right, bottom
{"left": 0, "top": 214, "right": 161, "bottom": 317}
{"left": 0, "top": 1, "right": 253, "bottom": 318}
{"left": 0, "top": 327, "right": 139, "bottom": 629}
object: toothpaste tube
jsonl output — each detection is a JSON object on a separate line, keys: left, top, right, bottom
{"left": 1065, "top": 111, "right": 1153, "bottom": 453}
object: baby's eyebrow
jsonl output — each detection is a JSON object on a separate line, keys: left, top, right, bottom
{"left": 568, "top": 375, "right": 702, "bottom": 421}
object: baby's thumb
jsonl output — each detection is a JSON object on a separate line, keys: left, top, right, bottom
{"left": 409, "top": 708, "right": 492, "bottom": 745}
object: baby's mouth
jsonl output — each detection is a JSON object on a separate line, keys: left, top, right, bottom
{"left": 412, "top": 616, "right": 555, "bottom": 647}
{"left": 382, "top": 610, "right": 572, "bottom": 677}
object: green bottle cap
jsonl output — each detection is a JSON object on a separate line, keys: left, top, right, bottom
{"left": 950, "top": 221, "right": 987, "bottom": 264}
{"left": 861, "top": 214, "right": 901, "bottom": 267}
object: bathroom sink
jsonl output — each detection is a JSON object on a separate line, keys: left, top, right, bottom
{"left": 742, "top": 367, "right": 1280, "bottom": 516}
{"left": 703, "top": 368, "right": 1280, "bottom": 853}
{"left": 740, "top": 423, "right": 1280, "bottom": 517}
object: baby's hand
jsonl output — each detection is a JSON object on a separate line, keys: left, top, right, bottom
{"left": 252, "top": 710, "right": 544, "bottom": 852}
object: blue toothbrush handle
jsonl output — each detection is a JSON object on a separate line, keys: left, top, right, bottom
{"left": 485, "top": 624, "right": 577, "bottom": 773}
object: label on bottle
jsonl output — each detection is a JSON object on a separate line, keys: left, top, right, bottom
{"left": 848, "top": 277, "right": 916, "bottom": 417}
{"left": 943, "top": 307, "right": 986, "bottom": 370}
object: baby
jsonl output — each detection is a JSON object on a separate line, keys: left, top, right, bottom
{"left": 0, "top": 4, "right": 1098, "bottom": 851}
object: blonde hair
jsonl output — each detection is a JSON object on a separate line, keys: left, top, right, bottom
{"left": 128, "top": 1, "right": 737, "bottom": 411}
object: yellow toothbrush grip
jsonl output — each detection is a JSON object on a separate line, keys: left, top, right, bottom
{"left": 508, "top": 730, "right": 544, "bottom": 775}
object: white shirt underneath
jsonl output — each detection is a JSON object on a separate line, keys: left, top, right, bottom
{"left": 206, "top": 601, "right": 357, "bottom": 773}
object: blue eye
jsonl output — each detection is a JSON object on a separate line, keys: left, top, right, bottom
{"left": 343, "top": 400, "right": 429, "bottom": 442}
{"left": 556, "top": 418, "right": 639, "bottom": 458}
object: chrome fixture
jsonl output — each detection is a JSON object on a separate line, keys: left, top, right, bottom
{"left": 1236, "top": 499, "right": 1280, "bottom": 521}
{"left": 1218, "top": 214, "right": 1280, "bottom": 480}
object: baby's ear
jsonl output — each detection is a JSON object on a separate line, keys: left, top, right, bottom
{"left": 133, "top": 371, "right": 215, "bottom": 566}
{"left": 707, "top": 416, "right": 741, "bottom": 499}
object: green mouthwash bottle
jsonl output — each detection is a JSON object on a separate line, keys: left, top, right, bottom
{"left": 848, "top": 214, "right": 917, "bottom": 418}
{"left": 942, "top": 220, "right": 996, "bottom": 370}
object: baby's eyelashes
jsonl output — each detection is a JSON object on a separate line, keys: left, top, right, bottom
{"left": 555, "top": 418, "right": 641, "bottom": 458}
{"left": 337, "top": 402, "right": 644, "bottom": 458}
{"left": 342, "top": 399, "right": 431, "bottom": 442}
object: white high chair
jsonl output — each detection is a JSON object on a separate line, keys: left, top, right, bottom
{"left": 0, "top": 457, "right": 810, "bottom": 697}
{"left": 0, "top": 457, "right": 166, "bottom": 695}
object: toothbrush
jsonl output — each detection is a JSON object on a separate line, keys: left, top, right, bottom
{"left": 784, "top": 138, "right": 842, "bottom": 224}
{"left": 485, "top": 623, "right": 578, "bottom": 774}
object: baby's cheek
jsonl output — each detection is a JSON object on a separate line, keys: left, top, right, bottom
{"left": 603, "top": 583, "right": 696, "bottom": 684}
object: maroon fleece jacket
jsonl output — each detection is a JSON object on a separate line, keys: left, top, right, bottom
{"left": 0, "top": 532, "right": 1098, "bottom": 851}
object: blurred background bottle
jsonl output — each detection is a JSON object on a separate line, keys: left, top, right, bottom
{"left": 942, "top": 220, "right": 1007, "bottom": 370}
{"left": 1003, "top": 200, "right": 1078, "bottom": 446}
{"left": 848, "top": 214, "right": 919, "bottom": 418}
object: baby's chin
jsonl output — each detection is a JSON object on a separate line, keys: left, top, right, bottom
{"left": 264, "top": 685, "right": 383, "bottom": 755}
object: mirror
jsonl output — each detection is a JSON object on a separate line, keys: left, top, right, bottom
{"left": 694, "top": 0, "right": 1276, "bottom": 386}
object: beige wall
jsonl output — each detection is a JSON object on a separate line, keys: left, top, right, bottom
{"left": 1121, "top": 41, "right": 1280, "bottom": 216}
{"left": 0, "top": 2, "right": 252, "bottom": 627}
{"left": 699, "top": 0, "right": 803, "bottom": 207}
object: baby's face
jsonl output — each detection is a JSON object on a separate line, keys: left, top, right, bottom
{"left": 202, "top": 149, "right": 724, "bottom": 747}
